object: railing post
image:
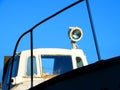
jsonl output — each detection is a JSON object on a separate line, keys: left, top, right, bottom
{"left": 85, "top": 0, "right": 101, "bottom": 61}
{"left": 30, "top": 31, "right": 33, "bottom": 87}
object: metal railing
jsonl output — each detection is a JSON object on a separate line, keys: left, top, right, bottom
{"left": 8, "top": 0, "right": 102, "bottom": 89}
{"left": 8, "top": 0, "right": 85, "bottom": 89}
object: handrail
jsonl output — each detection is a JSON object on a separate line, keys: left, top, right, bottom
{"left": 8, "top": 0, "right": 84, "bottom": 89}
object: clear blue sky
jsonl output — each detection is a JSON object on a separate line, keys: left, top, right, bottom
{"left": 0, "top": 0, "right": 120, "bottom": 82}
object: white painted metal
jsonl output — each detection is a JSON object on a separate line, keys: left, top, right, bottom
{"left": 3, "top": 48, "right": 88, "bottom": 90}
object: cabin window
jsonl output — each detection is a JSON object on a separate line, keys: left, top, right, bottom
{"left": 26, "top": 56, "right": 37, "bottom": 76}
{"left": 41, "top": 56, "right": 73, "bottom": 75}
{"left": 76, "top": 57, "right": 83, "bottom": 68}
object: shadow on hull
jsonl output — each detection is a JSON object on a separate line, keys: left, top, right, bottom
{"left": 30, "top": 56, "right": 120, "bottom": 90}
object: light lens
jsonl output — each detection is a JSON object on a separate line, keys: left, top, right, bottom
{"left": 68, "top": 27, "right": 83, "bottom": 42}
{"left": 72, "top": 30, "right": 81, "bottom": 40}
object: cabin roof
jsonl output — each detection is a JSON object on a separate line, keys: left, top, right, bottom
{"left": 21, "top": 48, "right": 85, "bottom": 56}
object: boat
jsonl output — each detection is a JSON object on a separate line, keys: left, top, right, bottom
{"left": 2, "top": 0, "right": 120, "bottom": 90}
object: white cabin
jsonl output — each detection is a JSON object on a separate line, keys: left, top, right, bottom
{"left": 2, "top": 48, "right": 88, "bottom": 90}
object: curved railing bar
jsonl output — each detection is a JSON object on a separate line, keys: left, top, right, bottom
{"left": 8, "top": 0, "right": 84, "bottom": 89}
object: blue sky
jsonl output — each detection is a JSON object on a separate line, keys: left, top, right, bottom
{"left": 0, "top": 0, "right": 120, "bottom": 82}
